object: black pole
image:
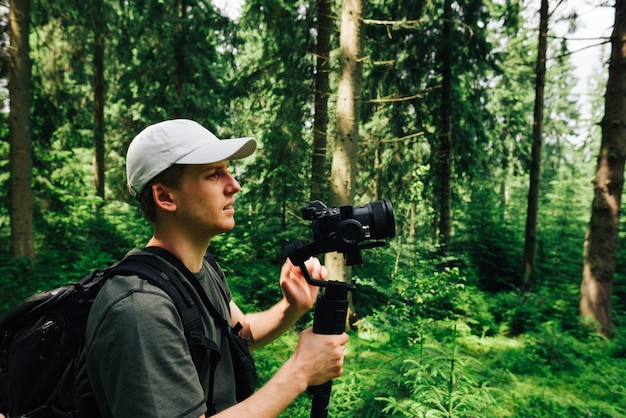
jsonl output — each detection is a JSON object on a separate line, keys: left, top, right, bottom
{"left": 307, "top": 283, "right": 350, "bottom": 417}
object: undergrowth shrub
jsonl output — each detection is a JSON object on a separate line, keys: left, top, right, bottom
{"left": 377, "top": 327, "right": 496, "bottom": 417}
{"left": 524, "top": 322, "right": 590, "bottom": 372}
{"left": 499, "top": 389, "right": 624, "bottom": 418}
{"left": 489, "top": 290, "right": 551, "bottom": 335}
{"left": 360, "top": 260, "right": 469, "bottom": 345}
{"left": 0, "top": 255, "right": 33, "bottom": 313}
{"left": 0, "top": 199, "right": 147, "bottom": 314}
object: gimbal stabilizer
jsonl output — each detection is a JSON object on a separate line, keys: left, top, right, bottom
{"left": 284, "top": 200, "right": 395, "bottom": 418}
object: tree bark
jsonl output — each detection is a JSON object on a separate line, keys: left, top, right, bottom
{"left": 174, "top": 0, "right": 187, "bottom": 119}
{"left": 326, "top": 0, "right": 363, "bottom": 326}
{"left": 310, "top": 0, "right": 332, "bottom": 202}
{"left": 331, "top": 0, "right": 362, "bottom": 207}
{"left": 9, "top": 0, "right": 34, "bottom": 266}
{"left": 436, "top": 0, "right": 453, "bottom": 254}
{"left": 523, "top": 0, "right": 548, "bottom": 289}
{"left": 580, "top": 0, "right": 626, "bottom": 338}
{"left": 93, "top": 0, "right": 105, "bottom": 200}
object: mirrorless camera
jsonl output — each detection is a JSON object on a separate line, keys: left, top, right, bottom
{"left": 285, "top": 200, "right": 396, "bottom": 286}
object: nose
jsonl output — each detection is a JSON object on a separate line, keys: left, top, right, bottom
{"left": 226, "top": 170, "right": 241, "bottom": 194}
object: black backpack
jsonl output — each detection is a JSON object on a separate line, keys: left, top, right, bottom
{"left": 0, "top": 251, "right": 222, "bottom": 417}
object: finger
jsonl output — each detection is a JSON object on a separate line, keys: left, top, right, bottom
{"left": 304, "top": 257, "right": 327, "bottom": 279}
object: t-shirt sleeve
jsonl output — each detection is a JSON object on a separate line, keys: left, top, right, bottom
{"left": 86, "top": 281, "right": 206, "bottom": 418}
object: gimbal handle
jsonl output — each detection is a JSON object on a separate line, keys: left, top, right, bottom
{"left": 307, "top": 282, "right": 349, "bottom": 418}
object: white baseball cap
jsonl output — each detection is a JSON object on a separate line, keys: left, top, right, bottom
{"left": 126, "top": 119, "right": 257, "bottom": 198}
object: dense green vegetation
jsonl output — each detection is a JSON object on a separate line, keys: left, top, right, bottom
{"left": 1, "top": 0, "right": 625, "bottom": 416}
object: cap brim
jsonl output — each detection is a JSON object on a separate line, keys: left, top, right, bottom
{"left": 176, "top": 137, "right": 257, "bottom": 164}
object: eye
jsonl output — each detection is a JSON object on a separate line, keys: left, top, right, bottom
{"left": 204, "top": 164, "right": 230, "bottom": 180}
{"left": 206, "top": 170, "right": 221, "bottom": 180}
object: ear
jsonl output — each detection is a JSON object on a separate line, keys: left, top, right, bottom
{"left": 151, "top": 183, "right": 177, "bottom": 213}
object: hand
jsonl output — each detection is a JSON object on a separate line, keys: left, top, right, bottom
{"left": 291, "top": 327, "right": 348, "bottom": 387}
{"left": 279, "top": 257, "right": 327, "bottom": 315}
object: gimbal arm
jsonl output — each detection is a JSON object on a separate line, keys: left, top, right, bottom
{"left": 284, "top": 239, "right": 355, "bottom": 418}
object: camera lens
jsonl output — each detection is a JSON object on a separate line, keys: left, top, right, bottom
{"left": 353, "top": 199, "right": 396, "bottom": 240}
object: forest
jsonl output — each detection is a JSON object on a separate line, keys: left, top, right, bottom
{"left": 1, "top": 0, "right": 625, "bottom": 416}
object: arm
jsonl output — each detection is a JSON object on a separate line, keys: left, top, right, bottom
{"left": 230, "top": 257, "right": 326, "bottom": 350}
{"left": 214, "top": 328, "right": 348, "bottom": 417}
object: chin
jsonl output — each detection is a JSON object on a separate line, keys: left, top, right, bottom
{"left": 215, "top": 223, "right": 236, "bottom": 235}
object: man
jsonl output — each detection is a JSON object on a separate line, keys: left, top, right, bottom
{"left": 85, "top": 119, "right": 348, "bottom": 417}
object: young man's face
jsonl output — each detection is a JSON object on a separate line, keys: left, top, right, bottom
{"left": 170, "top": 161, "right": 242, "bottom": 238}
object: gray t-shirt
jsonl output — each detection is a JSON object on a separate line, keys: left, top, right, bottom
{"left": 85, "top": 248, "right": 237, "bottom": 417}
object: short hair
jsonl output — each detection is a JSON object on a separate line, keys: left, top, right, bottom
{"left": 138, "top": 164, "right": 187, "bottom": 223}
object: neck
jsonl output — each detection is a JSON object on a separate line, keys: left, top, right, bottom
{"left": 146, "top": 234, "right": 210, "bottom": 273}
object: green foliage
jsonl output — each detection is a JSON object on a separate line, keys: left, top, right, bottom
{"left": 0, "top": 255, "right": 35, "bottom": 313}
{"left": 2, "top": 0, "right": 624, "bottom": 417}
{"left": 0, "top": 192, "right": 148, "bottom": 313}
{"left": 357, "top": 251, "right": 493, "bottom": 344}
{"left": 378, "top": 328, "right": 496, "bottom": 418}
{"left": 258, "top": 315, "right": 626, "bottom": 418}
{"left": 481, "top": 329, "right": 626, "bottom": 417}
{"left": 460, "top": 179, "right": 526, "bottom": 291}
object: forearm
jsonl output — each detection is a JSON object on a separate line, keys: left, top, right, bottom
{"left": 214, "top": 356, "right": 307, "bottom": 417}
{"left": 245, "top": 298, "right": 304, "bottom": 350}
{"left": 231, "top": 257, "right": 324, "bottom": 350}
{"left": 214, "top": 328, "right": 348, "bottom": 418}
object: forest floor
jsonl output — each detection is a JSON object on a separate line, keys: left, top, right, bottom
{"left": 255, "top": 322, "right": 626, "bottom": 417}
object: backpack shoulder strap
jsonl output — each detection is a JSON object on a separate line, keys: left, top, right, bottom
{"left": 137, "top": 248, "right": 225, "bottom": 415}
{"left": 203, "top": 251, "right": 220, "bottom": 273}
{"left": 142, "top": 247, "right": 230, "bottom": 330}
{"left": 204, "top": 251, "right": 231, "bottom": 307}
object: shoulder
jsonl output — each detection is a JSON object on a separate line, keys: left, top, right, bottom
{"left": 93, "top": 274, "right": 175, "bottom": 313}
{"left": 85, "top": 250, "right": 189, "bottom": 346}
{"left": 86, "top": 275, "right": 181, "bottom": 343}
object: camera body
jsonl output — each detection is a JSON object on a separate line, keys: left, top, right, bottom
{"left": 303, "top": 199, "right": 396, "bottom": 245}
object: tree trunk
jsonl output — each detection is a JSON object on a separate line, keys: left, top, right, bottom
{"left": 9, "top": 0, "right": 34, "bottom": 266}
{"left": 580, "top": 0, "right": 626, "bottom": 338}
{"left": 174, "top": 0, "right": 187, "bottom": 119}
{"left": 523, "top": 0, "right": 548, "bottom": 290}
{"left": 436, "top": 0, "right": 453, "bottom": 254}
{"left": 310, "top": 0, "right": 332, "bottom": 202}
{"left": 326, "top": 0, "right": 363, "bottom": 327}
{"left": 93, "top": 0, "right": 105, "bottom": 200}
